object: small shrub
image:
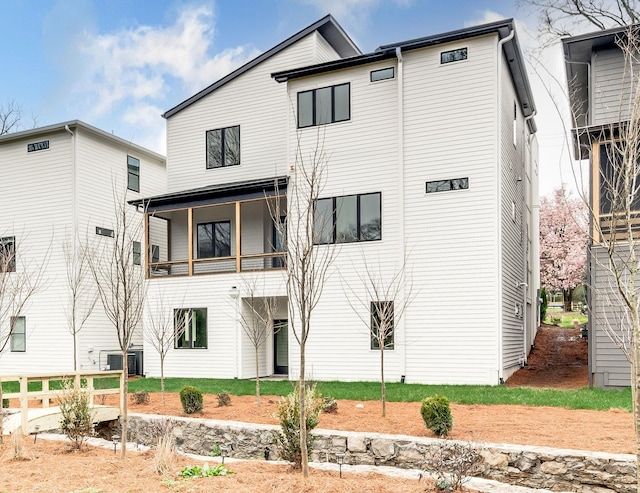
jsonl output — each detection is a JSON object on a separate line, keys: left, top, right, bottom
{"left": 131, "top": 390, "right": 150, "bottom": 405}
{"left": 540, "top": 287, "right": 548, "bottom": 322}
{"left": 179, "top": 386, "right": 203, "bottom": 414}
{"left": 208, "top": 444, "right": 221, "bottom": 457}
{"left": 423, "top": 441, "right": 482, "bottom": 491}
{"left": 179, "top": 463, "right": 233, "bottom": 478}
{"left": 58, "top": 379, "right": 95, "bottom": 450}
{"left": 420, "top": 395, "right": 453, "bottom": 437}
{"left": 550, "top": 316, "right": 562, "bottom": 325}
{"left": 217, "top": 391, "right": 231, "bottom": 407}
{"left": 272, "top": 383, "right": 324, "bottom": 469}
{"left": 322, "top": 396, "right": 338, "bottom": 414}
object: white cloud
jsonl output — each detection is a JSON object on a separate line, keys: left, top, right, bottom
{"left": 69, "top": 3, "right": 260, "bottom": 154}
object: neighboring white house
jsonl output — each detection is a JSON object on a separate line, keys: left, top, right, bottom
{"left": 563, "top": 26, "right": 637, "bottom": 388}
{"left": 0, "top": 120, "right": 166, "bottom": 375}
{"left": 135, "top": 15, "right": 540, "bottom": 385}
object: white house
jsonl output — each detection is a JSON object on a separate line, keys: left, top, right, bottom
{"left": 136, "top": 16, "right": 540, "bottom": 385}
{"left": 0, "top": 121, "right": 166, "bottom": 375}
{"left": 563, "top": 26, "right": 637, "bottom": 388}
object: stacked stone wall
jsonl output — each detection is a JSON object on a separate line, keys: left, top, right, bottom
{"left": 128, "top": 414, "right": 635, "bottom": 493}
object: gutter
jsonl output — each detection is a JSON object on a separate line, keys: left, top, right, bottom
{"left": 496, "top": 28, "right": 515, "bottom": 384}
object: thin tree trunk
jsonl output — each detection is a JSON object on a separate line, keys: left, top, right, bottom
{"left": 381, "top": 346, "right": 386, "bottom": 418}
{"left": 160, "top": 356, "right": 165, "bottom": 407}
{"left": 73, "top": 332, "right": 77, "bottom": 372}
{"left": 120, "top": 352, "right": 128, "bottom": 460}
{"left": 299, "top": 342, "right": 308, "bottom": 477}
{"left": 255, "top": 348, "right": 261, "bottom": 406}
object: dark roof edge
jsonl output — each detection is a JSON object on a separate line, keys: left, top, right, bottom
{"left": 562, "top": 24, "right": 633, "bottom": 45}
{"left": 272, "top": 51, "right": 394, "bottom": 82}
{"left": 129, "top": 176, "right": 288, "bottom": 208}
{"left": 0, "top": 120, "right": 166, "bottom": 162}
{"left": 162, "top": 15, "right": 361, "bottom": 119}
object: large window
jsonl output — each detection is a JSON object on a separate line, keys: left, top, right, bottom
{"left": 197, "top": 221, "right": 231, "bottom": 258}
{"left": 174, "top": 308, "right": 207, "bottom": 349}
{"left": 298, "top": 83, "right": 350, "bottom": 128}
{"left": 127, "top": 156, "right": 140, "bottom": 192}
{"left": 10, "top": 316, "right": 25, "bottom": 352}
{"left": 371, "top": 301, "right": 394, "bottom": 350}
{"left": 0, "top": 236, "right": 16, "bottom": 273}
{"left": 314, "top": 192, "right": 381, "bottom": 244}
{"left": 206, "top": 125, "right": 240, "bottom": 168}
{"left": 599, "top": 143, "right": 640, "bottom": 214}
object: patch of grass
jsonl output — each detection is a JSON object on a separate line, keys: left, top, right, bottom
{"left": 544, "top": 309, "right": 588, "bottom": 328}
{"left": 127, "top": 378, "right": 631, "bottom": 412}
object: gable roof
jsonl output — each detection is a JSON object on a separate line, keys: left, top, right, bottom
{"left": 0, "top": 120, "right": 166, "bottom": 162}
{"left": 272, "top": 19, "right": 536, "bottom": 131}
{"left": 162, "top": 15, "right": 360, "bottom": 119}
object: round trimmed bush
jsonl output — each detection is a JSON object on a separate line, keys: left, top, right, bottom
{"left": 420, "top": 394, "right": 453, "bottom": 437}
{"left": 179, "top": 385, "right": 203, "bottom": 414}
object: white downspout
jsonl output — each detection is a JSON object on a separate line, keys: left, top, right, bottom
{"left": 522, "top": 112, "right": 536, "bottom": 365}
{"left": 496, "top": 29, "right": 514, "bottom": 384}
{"left": 396, "top": 46, "right": 407, "bottom": 381}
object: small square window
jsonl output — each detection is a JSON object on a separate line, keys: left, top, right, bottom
{"left": 206, "top": 126, "right": 240, "bottom": 168}
{"left": 440, "top": 47, "right": 468, "bottom": 64}
{"left": 175, "top": 308, "right": 207, "bottom": 349}
{"left": 127, "top": 156, "right": 140, "bottom": 192}
{"left": 370, "top": 67, "right": 394, "bottom": 82}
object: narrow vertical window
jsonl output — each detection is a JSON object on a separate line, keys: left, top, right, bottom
{"left": 513, "top": 102, "right": 517, "bottom": 147}
{"left": 0, "top": 236, "right": 16, "bottom": 273}
{"left": 10, "top": 316, "right": 26, "bottom": 352}
{"left": 133, "top": 241, "right": 141, "bottom": 265}
{"left": 127, "top": 156, "right": 140, "bottom": 192}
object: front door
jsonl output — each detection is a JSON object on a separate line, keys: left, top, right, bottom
{"left": 273, "top": 319, "right": 288, "bottom": 374}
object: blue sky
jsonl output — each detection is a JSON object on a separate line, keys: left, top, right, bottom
{"left": 1, "top": 0, "right": 578, "bottom": 195}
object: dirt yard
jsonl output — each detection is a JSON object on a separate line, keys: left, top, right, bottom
{"left": 0, "top": 324, "right": 633, "bottom": 493}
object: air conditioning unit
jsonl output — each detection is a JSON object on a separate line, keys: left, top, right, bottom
{"left": 106, "top": 353, "right": 136, "bottom": 376}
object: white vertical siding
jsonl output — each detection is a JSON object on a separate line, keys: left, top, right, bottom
{"left": 401, "top": 36, "right": 500, "bottom": 384}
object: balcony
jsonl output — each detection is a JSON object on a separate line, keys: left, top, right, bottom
{"left": 133, "top": 177, "right": 288, "bottom": 279}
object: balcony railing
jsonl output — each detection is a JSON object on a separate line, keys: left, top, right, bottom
{"left": 147, "top": 252, "right": 286, "bottom": 278}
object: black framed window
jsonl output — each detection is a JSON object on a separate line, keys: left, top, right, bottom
{"left": 371, "top": 301, "right": 394, "bottom": 350}
{"left": 206, "top": 125, "right": 240, "bottom": 168}
{"left": 10, "top": 316, "right": 25, "bottom": 352}
{"left": 0, "top": 236, "right": 16, "bottom": 273}
{"left": 197, "top": 221, "right": 231, "bottom": 258}
{"left": 133, "top": 241, "right": 141, "bottom": 265}
{"left": 441, "top": 47, "right": 468, "bottom": 64}
{"left": 174, "top": 308, "right": 207, "bottom": 349}
{"left": 127, "top": 156, "right": 140, "bottom": 192}
{"left": 370, "top": 67, "right": 394, "bottom": 82}
{"left": 314, "top": 192, "right": 381, "bottom": 244}
{"left": 426, "top": 178, "right": 469, "bottom": 194}
{"left": 297, "top": 83, "right": 350, "bottom": 128}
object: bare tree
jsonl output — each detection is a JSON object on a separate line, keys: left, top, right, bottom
{"left": 62, "top": 238, "right": 97, "bottom": 371}
{"left": 0, "top": 234, "right": 47, "bottom": 440}
{"left": 521, "top": 0, "right": 640, "bottom": 42}
{"left": 268, "top": 130, "right": 337, "bottom": 477}
{"left": 0, "top": 100, "right": 37, "bottom": 135}
{"left": 87, "top": 188, "right": 146, "bottom": 459}
{"left": 237, "top": 277, "right": 280, "bottom": 406}
{"left": 143, "top": 289, "right": 186, "bottom": 406}
{"left": 343, "top": 255, "right": 413, "bottom": 417}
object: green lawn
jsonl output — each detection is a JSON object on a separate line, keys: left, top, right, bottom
{"left": 3, "top": 377, "right": 629, "bottom": 412}
{"left": 121, "top": 378, "right": 631, "bottom": 412}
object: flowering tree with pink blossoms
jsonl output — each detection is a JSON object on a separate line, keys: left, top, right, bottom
{"left": 539, "top": 188, "right": 588, "bottom": 312}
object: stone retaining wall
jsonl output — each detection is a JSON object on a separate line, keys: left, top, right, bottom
{"left": 128, "top": 413, "right": 635, "bottom": 493}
